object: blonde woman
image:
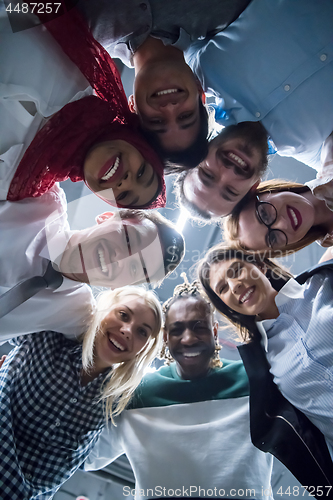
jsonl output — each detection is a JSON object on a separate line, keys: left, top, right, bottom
{"left": 0, "top": 286, "right": 162, "bottom": 500}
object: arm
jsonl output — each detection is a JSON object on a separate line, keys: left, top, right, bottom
{"left": 84, "top": 418, "right": 125, "bottom": 471}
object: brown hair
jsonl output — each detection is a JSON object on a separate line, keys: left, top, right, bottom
{"left": 198, "top": 244, "right": 292, "bottom": 342}
{"left": 223, "top": 179, "right": 326, "bottom": 257}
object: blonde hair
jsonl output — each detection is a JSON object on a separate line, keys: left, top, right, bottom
{"left": 81, "top": 286, "right": 163, "bottom": 423}
{"left": 223, "top": 179, "right": 326, "bottom": 257}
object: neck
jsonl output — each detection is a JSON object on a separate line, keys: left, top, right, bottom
{"left": 132, "top": 36, "right": 185, "bottom": 75}
{"left": 176, "top": 364, "right": 211, "bottom": 381}
{"left": 80, "top": 359, "right": 111, "bottom": 387}
{"left": 303, "top": 190, "right": 333, "bottom": 230}
{"left": 256, "top": 289, "right": 279, "bottom": 321}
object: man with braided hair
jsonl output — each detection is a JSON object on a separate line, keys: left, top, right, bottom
{"left": 85, "top": 276, "right": 273, "bottom": 500}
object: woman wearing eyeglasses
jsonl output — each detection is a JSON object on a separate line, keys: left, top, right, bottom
{"left": 223, "top": 133, "right": 333, "bottom": 255}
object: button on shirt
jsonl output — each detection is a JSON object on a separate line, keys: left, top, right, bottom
{"left": 0, "top": 331, "right": 109, "bottom": 500}
{"left": 185, "top": 0, "right": 333, "bottom": 171}
{"left": 256, "top": 274, "right": 333, "bottom": 459}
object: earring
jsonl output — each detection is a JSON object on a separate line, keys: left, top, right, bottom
{"left": 159, "top": 340, "right": 174, "bottom": 366}
{"left": 209, "top": 338, "right": 223, "bottom": 369}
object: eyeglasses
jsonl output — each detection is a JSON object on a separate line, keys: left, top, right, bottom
{"left": 255, "top": 196, "right": 288, "bottom": 249}
{"left": 124, "top": 225, "right": 151, "bottom": 285}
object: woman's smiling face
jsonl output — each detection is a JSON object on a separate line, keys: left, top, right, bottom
{"left": 93, "top": 296, "right": 157, "bottom": 371}
{"left": 237, "top": 191, "right": 315, "bottom": 251}
{"left": 209, "top": 258, "right": 277, "bottom": 317}
{"left": 83, "top": 140, "right": 160, "bottom": 208}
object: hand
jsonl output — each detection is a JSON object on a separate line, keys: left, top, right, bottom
{"left": 0, "top": 355, "right": 7, "bottom": 368}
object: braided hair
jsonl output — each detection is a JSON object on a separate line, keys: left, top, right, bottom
{"left": 163, "top": 273, "right": 214, "bottom": 320}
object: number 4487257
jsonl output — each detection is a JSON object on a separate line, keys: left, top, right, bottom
{"left": 6, "top": 3, "right": 61, "bottom": 14}
{"left": 277, "top": 485, "right": 332, "bottom": 497}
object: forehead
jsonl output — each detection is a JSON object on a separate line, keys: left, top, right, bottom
{"left": 112, "top": 295, "right": 153, "bottom": 315}
{"left": 210, "top": 258, "right": 246, "bottom": 287}
{"left": 166, "top": 296, "right": 211, "bottom": 324}
{"left": 210, "top": 257, "right": 239, "bottom": 278}
{"left": 104, "top": 216, "right": 157, "bottom": 242}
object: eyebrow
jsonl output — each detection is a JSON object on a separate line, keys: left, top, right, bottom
{"left": 179, "top": 119, "right": 197, "bottom": 130}
{"left": 125, "top": 306, "right": 152, "bottom": 331}
{"left": 220, "top": 188, "right": 239, "bottom": 202}
{"left": 153, "top": 118, "right": 197, "bottom": 134}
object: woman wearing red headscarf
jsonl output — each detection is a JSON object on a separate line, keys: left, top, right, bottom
{"left": 0, "top": 4, "right": 166, "bottom": 209}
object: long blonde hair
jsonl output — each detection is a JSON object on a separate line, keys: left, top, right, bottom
{"left": 223, "top": 179, "right": 326, "bottom": 257}
{"left": 81, "top": 286, "right": 163, "bottom": 423}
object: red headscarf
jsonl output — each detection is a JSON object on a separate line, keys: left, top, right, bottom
{"left": 7, "top": 3, "right": 166, "bottom": 209}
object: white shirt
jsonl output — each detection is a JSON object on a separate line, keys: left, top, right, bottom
{"left": 0, "top": 183, "right": 95, "bottom": 342}
{"left": 0, "top": 11, "right": 92, "bottom": 199}
{"left": 257, "top": 275, "right": 333, "bottom": 459}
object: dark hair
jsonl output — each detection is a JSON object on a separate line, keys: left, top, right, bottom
{"left": 118, "top": 209, "right": 185, "bottom": 282}
{"left": 197, "top": 244, "right": 292, "bottom": 341}
{"left": 140, "top": 99, "right": 209, "bottom": 172}
{"left": 163, "top": 275, "right": 214, "bottom": 322}
{"left": 224, "top": 179, "right": 327, "bottom": 256}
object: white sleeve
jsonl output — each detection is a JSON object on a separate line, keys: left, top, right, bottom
{"left": 0, "top": 281, "right": 95, "bottom": 342}
{"left": 85, "top": 419, "right": 125, "bottom": 471}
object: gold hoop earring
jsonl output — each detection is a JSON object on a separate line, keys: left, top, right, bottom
{"left": 209, "top": 338, "right": 223, "bottom": 369}
{"left": 159, "top": 340, "right": 174, "bottom": 366}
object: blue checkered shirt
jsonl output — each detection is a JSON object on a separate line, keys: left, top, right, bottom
{"left": 0, "top": 331, "right": 110, "bottom": 499}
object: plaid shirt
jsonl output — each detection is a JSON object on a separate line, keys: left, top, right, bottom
{"left": 0, "top": 331, "right": 110, "bottom": 500}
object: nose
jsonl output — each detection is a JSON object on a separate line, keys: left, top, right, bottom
{"left": 160, "top": 100, "right": 179, "bottom": 109}
{"left": 120, "top": 323, "right": 133, "bottom": 340}
{"left": 272, "top": 213, "right": 289, "bottom": 232}
{"left": 181, "top": 328, "right": 197, "bottom": 345}
{"left": 217, "top": 168, "right": 236, "bottom": 186}
{"left": 117, "top": 171, "right": 133, "bottom": 189}
{"left": 228, "top": 279, "right": 243, "bottom": 295}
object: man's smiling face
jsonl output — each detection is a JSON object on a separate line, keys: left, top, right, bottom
{"left": 131, "top": 58, "right": 204, "bottom": 152}
{"left": 164, "top": 296, "right": 218, "bottom": 380}
{"left": 183, "top": 122, "right": 268, "bottom": 217}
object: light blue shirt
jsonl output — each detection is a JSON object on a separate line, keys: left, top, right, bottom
{"left": 185, "top": 0, "right": 333, "bottom": 171}
{"left": 257, "top": 274, "right": 333, "bottom": 459}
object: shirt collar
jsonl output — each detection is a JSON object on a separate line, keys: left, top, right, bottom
{"left": 256, "top": 277, "right": 305, "bottom": 351}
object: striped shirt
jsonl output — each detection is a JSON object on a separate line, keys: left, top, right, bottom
{"left": 257, "top": 272, "right": 333, "bottom": 459}
{"left": 0, "top": 331, "right": 110, "bottom": 500}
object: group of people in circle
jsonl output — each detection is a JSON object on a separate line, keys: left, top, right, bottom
{"left": 1, "top": 0, "right": 333, "bottom": 499}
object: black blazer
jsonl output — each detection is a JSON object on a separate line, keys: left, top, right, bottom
{"left": 238, "top": 259, "right": 333, "bottom": 499}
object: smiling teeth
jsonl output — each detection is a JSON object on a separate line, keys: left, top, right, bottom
{"left": 98, "top": 248, "right": 108, "bottom": 274}
{"left": 110, "top": 338, "right": 125, "bottom": 351}
{"left": 240, "top": 288, "right": 254, "bottom": 303}
{"left": 101, "top": 156, "right": 120, "bottom": 181}
{"left": 290, "top": 208, "right": 298, "bottom": 226}
{"left": 156, "top": 89, "right": 179, "bottom": 96}
{"left": 228, "top": 152, "right": 247, "bottom": 167}
{"left": 183, "top": 352, "right": 200, "bottom": 358}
